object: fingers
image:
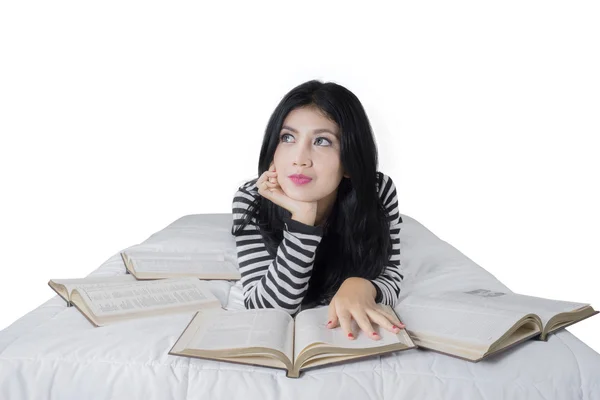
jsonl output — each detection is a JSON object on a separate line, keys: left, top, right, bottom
{"left": 266, "top": 172, "right": 279, "bottom": 191}
{"left": 262, "top": 170, "right": 278, "bottom": 185}
{"left": 366, "top": 308, "right": 404, "bottom": 334}
{"left": 326, "top": 298, "right": 377, "bottom": 341}
{"left": 353, "top": 311, "right": 380, "bottom": 340}
{"left": 260, "top": 161, "right": 278, "bottom": 195}
{"left": 257, "top": 169, "right": 279, "bottom": 197}
{"left": 337, "top": 312, "right": 354, "bottom": 340}
{"left": 257, "top": 174, "right": 270, "bottom": 196}
{"left": 268, "top": 172, "right": 278, "bottom": 185}
{"left": 377, "top": 307, "right": 405, "bottom": 329}
{"left": 337, "top": 311, "right": 380, "bottom": 341}
{"left": 264, "top": 179, "right": 277, "bottom": 189}
{"left": 326, "top": 300, "right": 338, "bottom": 329}
{"left": 259, "top": 171, "right": 276, "bottom": 183}
{"left": 327, "top": 304, "right": 405, "bottom": 341}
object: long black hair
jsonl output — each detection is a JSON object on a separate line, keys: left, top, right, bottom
{"left": 232, "top": 79, "right": 393, "bottom": 306}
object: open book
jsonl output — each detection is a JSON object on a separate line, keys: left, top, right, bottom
{"left": 120, "top": 250, "right": 241, "bottom": 280}
{"left": 49, "top": 276, "right": 222, "bottom": 327}
{"left": 49, "top": 275, "right": 138, "bottom": 306}
{"left": 396, "top": 288, "right": 599, "bottom": 362}
{"left": 169, "top": 303, "right": 416, "bottom": 378}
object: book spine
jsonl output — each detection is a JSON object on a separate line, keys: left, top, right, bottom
{"left": 286, "top": 369, "right": 300, "bottom": 379}
{"left": 120, "top": 252, "right": 131, "bottom": 274}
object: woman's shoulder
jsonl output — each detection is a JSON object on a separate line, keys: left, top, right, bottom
{"left": 235, "top": 176, "right": 260, "bottom": 197}
{"left": 376, "top": 171, "right": 402, "bottom": 224}
{"left": 232, "top": 177, "right": 261, "bottom": 230}
{"left": 375, "top": 171, "right": 396, "bottom": 195}
{"left": 232, "top": 176, "right": 260, "bottom": 216}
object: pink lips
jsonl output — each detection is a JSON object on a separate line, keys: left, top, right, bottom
{"left": 289, "top": 175, "right": 312, "bottom": 185}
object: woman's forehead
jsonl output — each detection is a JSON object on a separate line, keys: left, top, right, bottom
{"left": 282, "top": 107, "right": 339, "bottom": 134}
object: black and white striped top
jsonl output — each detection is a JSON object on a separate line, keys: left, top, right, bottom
{"left": 231, "top": 171, "right": 404, "bottom": 316}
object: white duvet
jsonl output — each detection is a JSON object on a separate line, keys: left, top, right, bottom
{"left": 1, "top": 213, "right": 599, "bottom": 399}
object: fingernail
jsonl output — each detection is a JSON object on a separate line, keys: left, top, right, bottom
{"left": 327, "top": 320, "right": 332, "bottom": 325}
{"left": 347, "top": 333, "right": 354, "bottom": 338}
{"left": 372, "top": 332, "right": 379, "bottom": 336}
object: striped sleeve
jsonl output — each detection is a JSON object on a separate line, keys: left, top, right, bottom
{"left": 370, "top": 172, "right": 404, "bottom": 307}
{"left": 231, "top": 179, "right": 324, "bottom": 316}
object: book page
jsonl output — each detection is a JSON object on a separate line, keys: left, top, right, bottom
{"left": 75, "top": 277, "right": 219, "bottom": 317}
{"left": 50, "top": 275, "right": 137, "bottom": 298}
{"left": 426, "top": 289, "right": 589, "bottom": 327}
{"left": 185, "top": 308, "right": 294, "bottom": 361}
{"left": 125, "top": 250, "right": 226, "bottom": 262}
{"left": 294, "top": 305, "right": 411, "bottom": 361}
{"left": 396, "top": 295, "right": 532, "bottom": 347}
{"left": 132, "top": 259, "right": 239, "bottom": 276}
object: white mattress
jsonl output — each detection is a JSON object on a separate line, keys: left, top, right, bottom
{"left": 1, "top": 213, "right": 599, "bottom": 399}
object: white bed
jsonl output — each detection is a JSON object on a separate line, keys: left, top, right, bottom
{"left": 1, "top": 213, "right": 599, "bottom": 399}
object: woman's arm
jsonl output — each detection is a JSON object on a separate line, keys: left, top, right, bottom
{"left": 370, "top": 172, "right": 404, "bottom": 307}
{"left": 232, "top": 183, "right": 324, "bottom": 316}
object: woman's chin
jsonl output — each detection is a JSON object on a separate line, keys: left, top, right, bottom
{"left": 284, "top": 189, "right": 313, "bottom": 202}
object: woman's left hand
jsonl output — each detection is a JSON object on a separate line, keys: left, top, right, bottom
{"left": 327, "top": 277, "right": 405, "bottom": 340}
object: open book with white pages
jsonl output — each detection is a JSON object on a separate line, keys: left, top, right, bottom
{"left": 120, "top": 250, "right": 241, "bottom": 280}
{"left": 48, "top": 275, "right": 138, "bottom": 306}
{"left": 48, "top": 276, "right": 222, "bottom": 327}
{"left": 396, "top": 288, "right": 598, "bottom": 362}
{"left": 169, "top": 303, "right": 417, "bottom": 378}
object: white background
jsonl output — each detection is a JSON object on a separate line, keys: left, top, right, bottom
{"left": 1, "top": 1, "right": 598, "bottom": 354}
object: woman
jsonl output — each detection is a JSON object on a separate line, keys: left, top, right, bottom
{"left": 231, "top": 79, "right": 406, "bottom": 341}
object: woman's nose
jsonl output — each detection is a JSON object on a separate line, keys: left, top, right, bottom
{"left": 292, "top": 144, "right": 312, "bottom": 167}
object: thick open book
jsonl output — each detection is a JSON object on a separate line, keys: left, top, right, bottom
{"left": 396, "top": 288, "right": 599, "bottom": 362}
{"left": 49, "top": 276, "right": 222, "bottom": 327}
{"left": 49, "top": 275, "right": 138, "bottom": 306}
{"left": 120, "top": 250, "right": 241, "bottom": 280}
{"left": 169, "top": 303, "right": 416, "bottom": 378}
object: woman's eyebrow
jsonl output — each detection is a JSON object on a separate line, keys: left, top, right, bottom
{"left": 281, "top": 125, "right": 339, "bottom": 138}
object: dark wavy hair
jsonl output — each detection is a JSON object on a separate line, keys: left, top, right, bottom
{"left": 232, "top": 79, "right": 393, "bottom": 306}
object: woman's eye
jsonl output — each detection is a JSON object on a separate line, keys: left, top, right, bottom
{"left": 279, "top": 133, "right": 332, "bottom": 146}
{"left": 315, "top": 137, "right": 332, "bottom": 146}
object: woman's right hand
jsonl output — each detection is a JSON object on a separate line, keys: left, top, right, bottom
{"left": 257, "top": 163, "right": 318, "bottom": 222}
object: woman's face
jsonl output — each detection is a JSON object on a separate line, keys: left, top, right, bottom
{"left": 273, "top": 106, "right": 348, "bottom": 202}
